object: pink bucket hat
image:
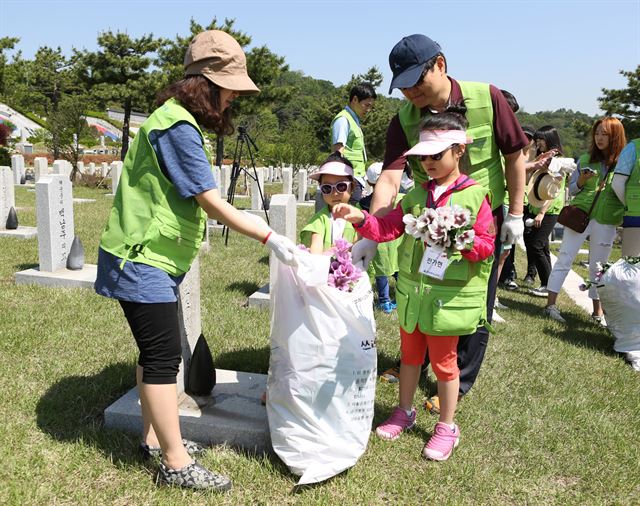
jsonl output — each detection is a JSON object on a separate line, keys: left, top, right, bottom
{"left": 309, "top": 161, "right": 354, "bottom": 181}
{"left": 404, "top": 130, "right": 472, "bottom": 156}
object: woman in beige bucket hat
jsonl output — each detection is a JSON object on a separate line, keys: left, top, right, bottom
{"left": 95, "top": 30, "right": 298, "bottom": 491}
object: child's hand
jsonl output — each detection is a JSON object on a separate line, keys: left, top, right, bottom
{"left": 332, "top": 203, "right": 365, "bottom": 224}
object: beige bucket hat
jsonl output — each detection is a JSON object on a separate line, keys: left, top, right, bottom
{"left": 184, "top": 30, "right": 260, "bottom": 96}
{"left": 527, "top": 169, "right": 563, "bottom": 208}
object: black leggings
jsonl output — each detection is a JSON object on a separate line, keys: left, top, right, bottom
{"left": 119, "top": 300, "right": 182, "bottom": 385}
{"left": 523, "top": 213, "right": 558, "bottom": 287}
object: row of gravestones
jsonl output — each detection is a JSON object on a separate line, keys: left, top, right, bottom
{"left": 11, "top": 154, "right": 122, "bottom": 189}
{"left": 1, "top": 158, "right": 120, "bottom": 288}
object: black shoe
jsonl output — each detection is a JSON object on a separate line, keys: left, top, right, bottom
{"left": 157, "top": 460, "right": 232, "bottom": 491}
{"left": 139, "top": 439, "right": 204, "bottom": 460}
{"left": 500, "top": 280, "right": 518, "bottom": 290}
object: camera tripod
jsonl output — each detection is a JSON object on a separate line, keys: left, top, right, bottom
{"left": 223, "top": 125, "right": 269, "bottom": 245}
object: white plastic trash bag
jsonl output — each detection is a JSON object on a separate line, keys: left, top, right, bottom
{"left": 598, "top": 259, "right": 640, "bottom": 371}
{"left": 267, "top": 252, "right": 377, "bottom": 484}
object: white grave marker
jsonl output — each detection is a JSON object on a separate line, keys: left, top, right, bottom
{"left": 35, "top": 175, "right": 75, "bottom": 272}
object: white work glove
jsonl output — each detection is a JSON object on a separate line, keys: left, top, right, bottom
{"left": 265, "top": 232, "right": 299, "bottom": 266}
{"left": 501, "top": 213, "right": 525, "bottom": 247}
{"left": 351, "top": 238, "right": 378, "bottom": 270}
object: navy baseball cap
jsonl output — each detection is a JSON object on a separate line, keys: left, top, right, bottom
{"left": 388, "top": 34, "right": 442, "bottom": 94}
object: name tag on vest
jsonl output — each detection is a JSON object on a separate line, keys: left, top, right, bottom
{"left": 419, "top": 246, "right": 449, "bottom": 280}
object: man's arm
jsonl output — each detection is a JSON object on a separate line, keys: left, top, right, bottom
{"left": 331, "top": 116, "right": 349, "bottom": 154}
{"left": 504, "top": 149, "right": 526, "bottom": 216}
{"left": 369, "top": 169, "right": 403, "bottom": 216}
{"left": 369, "top": 114, "right": 407, "bottom": 216}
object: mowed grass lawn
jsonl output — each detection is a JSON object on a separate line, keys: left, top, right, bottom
{"left": 1, "top": 185, "right": 639, "bottom": 505}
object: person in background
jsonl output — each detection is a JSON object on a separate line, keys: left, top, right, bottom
{"left": 524, "top": 126, "right": 566, "bottom": 298}
{"left": 331, "top": 82, "right": 377, "bottom": 202}
{"left": 544, "top": 117, "right": 627, "bottom": 323}
{"left": 94, "top": 30, "right": 298, "bottom": 491}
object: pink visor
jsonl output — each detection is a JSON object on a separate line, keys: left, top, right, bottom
{"left": 309, "top": 161, "right": 354, "bottom": 181}
{"left": 404, "top": 130, "right": 472, "bottom": 156}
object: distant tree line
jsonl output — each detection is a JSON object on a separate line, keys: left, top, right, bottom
{"left": 0, "top": 21, "right": 637, "bottom": 170}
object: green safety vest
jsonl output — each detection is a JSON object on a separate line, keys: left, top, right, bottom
{"left": 369, "top": 194, "right": 404, "bottom": 277}
{"left": 300, "top": 206, "right": 357, "bottom": 249}
{"left": 398, "top": 81, "right": 504, "bottom": 209}
{"left": 395, "top": 181, "right": 493, "bottom": 336}
{"left": 331, "top": 108, "right": 366, "bottom": 178}
{"left": 571, "top": 153, "right": 624, "bottom": 226}
{"left": 99, "top": 98, "right": 209, "bottom": 276}
{"left": 624, "top": 139, "right": 640, "bottom": 217}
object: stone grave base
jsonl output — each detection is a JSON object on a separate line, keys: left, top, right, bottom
{"left": 104, "top": 369, "right": 271, "bottom": 454}
{"left": 15, "top": 264, "right": 97, "bottom": 289}
{"left": 296, "top": 201, "right": 315, "bottom": 207}
{"left": 247, "top": 283, "right": 270, "bottom": 309}
{"left": 73, "top": 198, "right": 96, "bottom": 203}
{"left": 0, "top": 226, "right": 37, "bottom": 239}
{"left": 244, "top": 209, "right": 269, "bottom": 219}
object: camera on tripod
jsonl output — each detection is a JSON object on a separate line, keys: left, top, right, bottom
{"left": 222, "top": 124, "right": 269, "bottom": 245}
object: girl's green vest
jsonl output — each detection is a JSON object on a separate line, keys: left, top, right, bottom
{"left": 331, "top": 109, "right": 366, "bottom": 178}
{"left": 99, "top": 99, "right": 209, "bottom": 276}
{"left": 624, "top": 139, "right": 640, "bottom": 217}
{"left": 398, "top": 81, "right": 504, "bottom": 209}
{"left": 300, "top": 206, "right": 357, "bottom": 249}
{"left": 571, "top": 154, "right": 624, "bottom": 226}
{"left": 395, "top": 182, "right": 493, "bottom": 336}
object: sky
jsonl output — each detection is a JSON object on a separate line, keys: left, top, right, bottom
{"left": 1, "top": 0, "right": 638, "bottom": 115}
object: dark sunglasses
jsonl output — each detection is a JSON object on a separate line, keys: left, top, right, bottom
{"left": 419, "top": 144, "right": 458, "bottom": 161}
{"left": 320, "top": 181, "right": 351, "bottom": 195}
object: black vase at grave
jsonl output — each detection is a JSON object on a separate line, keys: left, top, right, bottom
{"left": 263, "top": 195, "right": 271, "bottom": 211}
{"left": 6, "top": 207, "right": 18, "bottom": 230}
{"left": 20, "top": 175, "right": 26, "bottom": 185}
{"left": 66, "top": 236, "right": 85, "bottom": 270}
{"left": 186, "top": 333, "right": 216, "bottom": 396}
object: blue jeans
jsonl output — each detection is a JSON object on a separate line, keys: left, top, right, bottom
{"left": 375, "top": 272, "right": 398, "bottom": 304}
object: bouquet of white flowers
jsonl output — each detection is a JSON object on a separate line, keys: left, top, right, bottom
{"left": 402, "top": 204, "right": 475, "bottom": 252}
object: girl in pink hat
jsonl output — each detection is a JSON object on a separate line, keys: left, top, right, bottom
{"left": 333, "top": 106, "right": 495, "bottom": 461}
{"left": 301, "top": 152, "right": 359, "bottom": 252}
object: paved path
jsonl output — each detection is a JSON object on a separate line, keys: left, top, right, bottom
{"left": 517, "top": 240, "right": 593, "bottom": 314}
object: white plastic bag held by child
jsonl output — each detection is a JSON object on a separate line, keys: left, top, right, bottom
{"left": 267, "top": 251, "right": 377, "bottom": 484}
{"left": 598, "top": 258, "right": 640, "bottom": 371}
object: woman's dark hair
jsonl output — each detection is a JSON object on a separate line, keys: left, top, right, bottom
{"left": 349, "top": 82, "right": 377, "bottom": 102}
{"left": 521, "top": 125, "right": 535, "bottom": 140}
{"left": 156, "top": 75, "right": 234, "bottom": 135}
{"left": 420, "top": 103, "right": 468, "bottom": 131}
{"left": 533, "top": 125, "right": 562, "bottom": 156}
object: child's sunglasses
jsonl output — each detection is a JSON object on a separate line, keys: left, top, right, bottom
{"left": 320, "top": 181, "right": 352, "bottom": 195}
{"left": 419, "top": 144, "right": 458, "bottom": 161}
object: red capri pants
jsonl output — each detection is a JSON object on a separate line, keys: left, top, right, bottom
{"left": 400, "top": 327, "right": 459, "bottom": 381}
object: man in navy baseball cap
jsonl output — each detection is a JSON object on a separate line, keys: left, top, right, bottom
{"left": 388, "top": 34, "right": 442, "bottom": 93}
{"left": 353, "top": 33, "right": 530, "bottom": 426}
